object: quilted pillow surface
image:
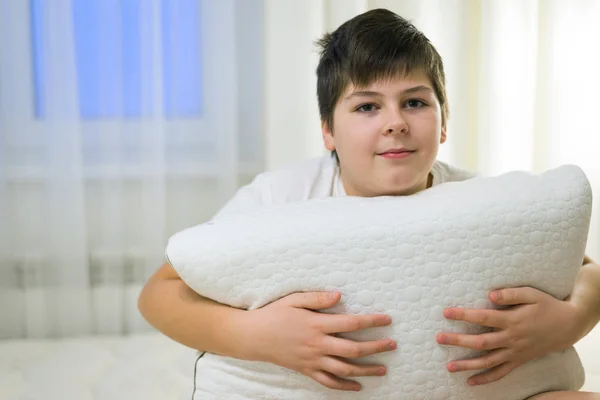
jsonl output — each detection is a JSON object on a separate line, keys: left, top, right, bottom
{"left": 166, "top": 165, "right": 592, "bottom": 400}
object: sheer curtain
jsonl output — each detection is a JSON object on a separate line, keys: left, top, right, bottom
{"left": 0, "top": 0, "right": 264, "bottom": 339}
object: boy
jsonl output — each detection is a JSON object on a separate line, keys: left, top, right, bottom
{"left": 138, "top": 9, "right": 600, "bottom": 398}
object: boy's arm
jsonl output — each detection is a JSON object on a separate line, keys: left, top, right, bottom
{"left": 569, "top": 255, "right": 600, "bottom": 341}
{"left": 138, "top": 262, "right": 397, "bottom": 392}
{"left": 137, "top": 262, "right": 251, "bottom": 359}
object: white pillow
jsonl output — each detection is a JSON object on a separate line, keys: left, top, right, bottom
{"left": 166, "top": 165, "right": 592, "bottom": 400}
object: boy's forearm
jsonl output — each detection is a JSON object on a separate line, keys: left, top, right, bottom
{"left": 528, "top": 392, "right": 600, "bottom": 400}
{"left": 570, "top": 258, "right": 600, "bottom": 341}
{"left": 138, "top": 277, "right": 254, "bottom": 360}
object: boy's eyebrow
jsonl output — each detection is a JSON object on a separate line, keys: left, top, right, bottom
{"left": 402, "top": 85, "right": 434, "bottom": 95}
{"left": 344, "top": 85, "right": 433, "bottom": 100}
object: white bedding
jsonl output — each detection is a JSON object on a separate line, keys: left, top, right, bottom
{"left": 1, "top": 328, "right": 599, "bottom": 400}
{"left": 0, "top": 333, "right": 195, "bottom": 400}
{"left": 166, "top": 165, "right": 593, "bottom": 399}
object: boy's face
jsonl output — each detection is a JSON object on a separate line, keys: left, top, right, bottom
{"left": 322, "top": 70, "right": 446, "bottom": 197}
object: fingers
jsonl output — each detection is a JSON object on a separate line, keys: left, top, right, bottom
{"left": 283, "top": 291, "right": 341, "bottom": 310}
{"left": 446, "top": 348, "right": 510, "bottom": 372}
{"left": 311, "top": 370, "right": 361, "bottom": 392}
{"left": 320, "top": 356, "right": 387, "bottom": 378}
{"left": 437, "top": 331, "right": 508, "bottom": 351}
{"left": 283, "top": 293, "right": 392, "bottom": 333}
{"left": 490, "top": 287, "right": 546, "bottom": 306}
{"left": 466, "top": 361, "right": 517, "bottom": 386}
{"left": 443, "top": 307, "right": 508, "bottom": 329}
{"left": 316, "top": 313, "right": 392, "bottom": 333}
{"left": 323, "top": 335, "right": 397, "bottom": 359}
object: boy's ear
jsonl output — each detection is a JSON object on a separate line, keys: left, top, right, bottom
{"left": 321, "top": 120, "right": 336, "bottom": 151}
{"left": 440, "top": 126, "right": 447, "bottom": 144}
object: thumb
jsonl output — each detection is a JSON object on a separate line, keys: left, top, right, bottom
{"left": 283, "top": 291, "right": 341, "bottom": 310}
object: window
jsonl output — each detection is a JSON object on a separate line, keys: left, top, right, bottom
{"left": 4, "top": 0, "right": 263, "bottom": 183}
{"left": 30, "top": 0, "right": 203, "bottom": 119}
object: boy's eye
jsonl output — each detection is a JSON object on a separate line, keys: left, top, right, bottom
{"left": 405, "top": 99, "right": 426, "bottom": 109}
{"left": 356, "top": 103, "right": 377, "bottom": 112}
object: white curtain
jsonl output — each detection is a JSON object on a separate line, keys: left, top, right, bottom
{"left": 1, "top": 0, "right": 599, "bottom": 340}
{"left": 0, "top": 0, "right": 264, "bottom": 339}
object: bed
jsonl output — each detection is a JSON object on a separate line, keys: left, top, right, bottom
{"left": 0, "top": 325, "right": 598, "bottom": 400}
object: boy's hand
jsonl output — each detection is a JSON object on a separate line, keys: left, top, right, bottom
{"left": 244, "top": 291, "right": 396, "bottom": 392}
{"left": 436, "top": 287, "right": 582, "bottom": 386}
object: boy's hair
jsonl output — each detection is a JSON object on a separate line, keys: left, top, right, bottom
{"left": 315, "top": 9, "right": 448, "bottom": 161}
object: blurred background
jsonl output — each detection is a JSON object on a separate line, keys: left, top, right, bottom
{"left": 0, "top": 0, "right": 599, "bottom": 340}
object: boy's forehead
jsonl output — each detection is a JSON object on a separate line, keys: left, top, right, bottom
{"left": 342, "top": 70, "right": 433, "bottom": 96}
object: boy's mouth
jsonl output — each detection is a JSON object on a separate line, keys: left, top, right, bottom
{"left": 378, "top": 148, "right": 416, "bottom": 159}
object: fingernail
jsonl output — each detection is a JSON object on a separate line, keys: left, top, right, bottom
{"left": 353, "top": 385, "right": 362, "bottom": 392}
{"left": 377, "top": 367, "right": 387, "bottom": 376}
{"left": 329, "top": 292, "right": 339, "bottom": 299}
{"left": 492, "top": 291, "right": 501, "bottom": 302}
{"left": 437, "top": 334, "right": 446, "bottom": 344}
{"left": 448, "top": 363, "right": 457, "bottom": 372}
{"left": 388, "top": 341, "right": 397, "bottom": 350}
{"left": 468, "top": 379, "right": 477, "bottom": 386}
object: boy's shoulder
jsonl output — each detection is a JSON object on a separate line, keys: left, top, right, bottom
{"left": 432, "top": 160, "right": 477, "bottom": 185}
{"left": 213, "top": 155, "right": 336, "bottom": 219}
{"left": 254, "top": 155, "right": 337, "bottom": 201}
{"left": 259, "top": 154, "right": 335, "bottom": 180}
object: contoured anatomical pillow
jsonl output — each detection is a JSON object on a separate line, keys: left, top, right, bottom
{"left": 166, "top": 165, "right": 592, "bottom": 400}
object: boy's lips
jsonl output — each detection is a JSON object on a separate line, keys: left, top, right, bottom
{"left": 378, "top": 148, "right": 416, "bottom": 159}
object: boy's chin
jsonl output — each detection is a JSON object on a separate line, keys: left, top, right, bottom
{"left": 375, "top": 184, "right": 422, "bottom": 197}
{"left": 377, "top": 177, "right": 428, "bottom": 196}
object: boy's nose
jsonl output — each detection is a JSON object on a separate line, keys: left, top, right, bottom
{"left": 383, "top": 113, "right": 408, "bottom": 136}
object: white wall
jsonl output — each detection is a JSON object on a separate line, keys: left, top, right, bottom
{"left": 263, "top": 0, "right": 325, "bottom": 171}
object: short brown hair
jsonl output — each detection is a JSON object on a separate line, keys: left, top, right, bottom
{"left": 316, "top": 9, "right": 448, "bottom": 160}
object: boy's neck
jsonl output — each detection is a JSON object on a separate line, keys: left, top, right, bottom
{"left": 339, "top": 172, "right": 433, "bottom": 197}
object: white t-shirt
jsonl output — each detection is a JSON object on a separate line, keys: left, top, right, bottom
{"left": 214, "top": 156, "right": 476, "bottom": 219}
